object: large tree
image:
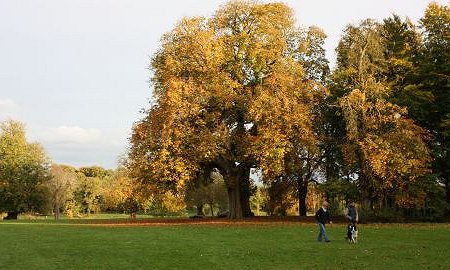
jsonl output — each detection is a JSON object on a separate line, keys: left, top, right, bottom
{"left": 331, "top": 19, "right": 432, "bottom": 208}
{"left": 129, "top": 1, "right": 322, "bottom": 218}
{"left": 0, "top": 120, "right": 50, "bottom": 219}
{"left": 268, "top": 26, "right": 329, "bottom": 217}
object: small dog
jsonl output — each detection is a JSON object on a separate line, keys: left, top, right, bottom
{"left": 347, "top": 223, "right": 358, "bottom": 243}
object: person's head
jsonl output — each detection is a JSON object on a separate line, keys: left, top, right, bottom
{"left": 349, "top": 201, "right": 355, "bottom": 207}
{"left": 322, "top": 201, "right": 329, "bottom": 209}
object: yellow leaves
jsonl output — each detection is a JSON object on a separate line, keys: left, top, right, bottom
{"left": 395, "top": 190, "right": 427, "bottom": 208}
{"left": 341, "top": 141, "right": 359, "bottom": 167}
{"left": 248, "top": 70, "right": 317, "bottom": 178}
{"left": 339, "top": 88, "right": 411, "bottom": 142}
{"left": 159, "top": 191, "right": 186, "bottom": 214}
{"left": 358, "top": 120, "right": 431, "bottom": 196}
{"left": 389, "top": 56, "right": 414, "bottom": 71}
{"left": 250, "top": 127, "right": 290, "bottom": 177}
{"left": 338, "top": 85, "right": 431, "bottom": 207}
{"left": 130, "top": 0, "right": 329, "bottom": 201}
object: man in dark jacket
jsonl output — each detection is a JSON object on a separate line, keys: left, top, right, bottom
{"left": 315, "top": 201, "right": 331, "bottom": 242}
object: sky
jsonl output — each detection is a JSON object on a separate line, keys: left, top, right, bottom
{"left": 0, "top": 0, "right": 447, "bottom": 169}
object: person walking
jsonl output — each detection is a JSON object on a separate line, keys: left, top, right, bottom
{"left": 315, "top": 201, "right": 332, "bottom": 242}
{"left": 345, "top": 201, "right": 359, "bottom": 242}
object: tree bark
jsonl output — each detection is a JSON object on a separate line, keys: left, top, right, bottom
{"left": 298, "top": 178, "right": 308, "bottom": 216}
{"left": 228, "top": 183, "right": 243, "bottom": 219}
{"left": 446, "top": 179, "right": 450, "bottom": 204}
{"left": 214, "top": 157, "right": 252, "bottom": 219}
{"left": 196, "top": 204, "right": 204, "bottom": 216}
{"left": 444, "top": 168, "right": 450, "bottom": 205}
{"left": 54, "top": 202, "right": 60, "bottom": 220}
{"left": 209, "top": 203, "right": 214, "bottom": 217}
{"left": 225, "top": 164, "right": 253, "bottom": 219}
{"left": 239, "top": 165, "right": 253, "bottom": 217}
{"left": 445, "top": 174, "right": 450, "bottom": 216}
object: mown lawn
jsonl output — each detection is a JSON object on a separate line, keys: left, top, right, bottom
{"left": 0, "top": 220, "right": 449, "bottom": 270}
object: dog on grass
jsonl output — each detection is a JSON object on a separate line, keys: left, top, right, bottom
{"left": 347, "top": 223, "right": 358, "bottom": 243}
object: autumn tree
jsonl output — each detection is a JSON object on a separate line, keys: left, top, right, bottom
{"left": 331, "top": 19, "right": 432, "bottom": 208}
{"left": 129, "top": 1, "right": 322, "bottom": 218}
{"left": 0, "top": 120, "right": 50, "bottom": 219}
{"left": 46, "top": 164, "right": 77, "bottom": 220}
{"left": 101, "top": 167, "right": 136, "bottom": 213}
{"left": 79, "top": 166, "right": 113, "bottom": 179}
{"left": 264, "top": 26, "right": 329, "bottom": 217}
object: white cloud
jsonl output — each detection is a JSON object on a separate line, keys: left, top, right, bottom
{"left": 29, "top": 125, "right": 126, "bottom": 168}
{"left": 0, "top": 98, "right": 20, "bottom": 120}
{"left": 42, "top": 126, "right": 101, "bottom": 144}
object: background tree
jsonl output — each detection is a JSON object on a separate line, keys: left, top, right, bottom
{"left": 70, "top": 166, "right": 110, "bottom": 216}
{"left": 417, "top": 3, "right": 450, "bottom": 206}
{"left": 46, "top": 164, "right": 77, "bottom": 220}
{"left": 250, "top": 185, "right": 266, "bottom": 216}
{"left": 79, "top": 166, "right": 113, "bottom": 179}
{"left": 129, "top": 1, "right": 324, "bottom": 218}
{"left": 101, "top": 167, "right": 136, "bottom": 214}
{"left": 204, "top": 170, "right": 228, "bottom": 216}
{"left": 0, "top": 120, "right": 50, "bottom": 219}
{"left": 144, "top": 191, "right": 186, "bottom": 216}
{"left": 184, "top": 169, "right": 228, "bottom": 216}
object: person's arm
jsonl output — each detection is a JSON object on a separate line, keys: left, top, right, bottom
{"left": 355, "top": 208, "right": 359, "bottom": 222}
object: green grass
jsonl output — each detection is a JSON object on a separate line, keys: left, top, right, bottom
{"left": 16, "top": 213, "right": 186, "bottom": 220}
{"left": 0, "top": 221, "right": 449, "bottom": 270}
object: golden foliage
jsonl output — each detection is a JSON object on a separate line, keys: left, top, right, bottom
{"left": 129, "top": 1, "right": 324, "bottom": 198}
{"left": 339, "top": 88, "right": 431, "bottom": 206}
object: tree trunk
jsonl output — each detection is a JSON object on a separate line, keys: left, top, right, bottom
{"left": 298, "top": 179, "right": 308, "bottom": 216}
{"left": 226, "top": 164, "right": 253, "bottom": 219}
{"left": 196, "top": 204, "right": 204, "bottom": 216}
{"left": 209, "top": 203, "right": 214, "bottom": 217}
{"left": 228, "top": 184, "right": 243, "bottom": 219}
{"left": 54, "top": 202, "right": 60, "bottom": 220}
{"left": 215, "top": 157, "right": 252, "bottom": 219}
{"left": 239, "top": 165, "right": 253, "bottom": 217}
{"left": 444, "top": 173, "right": 450, "bottom": 216}
{"left": 445, "top": 174, "right": 450, "bottom": 205}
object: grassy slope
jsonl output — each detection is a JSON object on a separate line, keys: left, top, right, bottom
{"left": 0, "top": 222, "right": 449, "bottom": 270}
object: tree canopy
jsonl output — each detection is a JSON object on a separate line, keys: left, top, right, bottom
{"left": 129, "top": 1, "right": 327, "bottom": 218}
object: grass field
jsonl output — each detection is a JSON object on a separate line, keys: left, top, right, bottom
{"left": 0, "top": 219, "right": 449, "bottom": 270}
